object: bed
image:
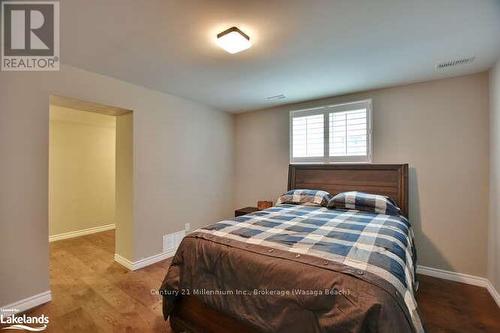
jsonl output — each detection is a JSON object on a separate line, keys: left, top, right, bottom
{"left": 160, "top": 164, "right": 423, "bottom": 333}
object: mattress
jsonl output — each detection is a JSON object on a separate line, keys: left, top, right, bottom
{"left": 160, "top": 204, "right": 423, "bottom": 333}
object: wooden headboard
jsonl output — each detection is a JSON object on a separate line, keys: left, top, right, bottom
{"left": 288, "top": 164, "right": 409, "bottom": 217}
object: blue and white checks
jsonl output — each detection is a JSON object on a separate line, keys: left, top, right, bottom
{"left": 199, "top": 203, "right": 423, "bottom": 332}
{"left": 276, "top": 189, "right": 333, "bottom": 207}
{"left": 328, "top": 191, "right": 402, "bottom": 216}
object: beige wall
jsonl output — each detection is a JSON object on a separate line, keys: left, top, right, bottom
{"left": 115, "top": 113, "right": 134, "bottom": 260}
{"left": 49, "top": 106, "right": 116, "bottom": 236}
{"left": 0, "top": 65, "right": 234, "bottom": 306}
{"left": 489, "top": 60, "right": 500, "bottom": 291}
{"left": 234, "top": 72, "right": 490, "bottom": 277}
{"left": 0, "top": 62, "right": 493, "bottom": 308}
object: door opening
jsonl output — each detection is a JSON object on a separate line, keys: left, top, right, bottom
{"left": 48, "top": 95, "right": 133, "bottom": 269}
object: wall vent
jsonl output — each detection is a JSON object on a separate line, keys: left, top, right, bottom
{"left": 266, "top": 94, "right": 286, "bottom": 101}
{"left": 436, "top": 56, "right": 475, "bottom": 70}
{"left": 163, "top": 230, "right": 185, "bottom": 253}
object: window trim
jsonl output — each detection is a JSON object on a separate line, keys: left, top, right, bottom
{"left": 289, "top": 99, "right": 373, "bottom": 164}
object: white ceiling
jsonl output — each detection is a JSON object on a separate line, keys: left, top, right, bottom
{"left": 61, "top": 0, "right": 500, "bottom": 113}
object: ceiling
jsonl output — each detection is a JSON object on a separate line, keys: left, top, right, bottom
{"left": 61, "top": 0, "right": 500, "bottom": 113}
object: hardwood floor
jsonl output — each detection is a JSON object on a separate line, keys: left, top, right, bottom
{"left": 24, "top": 230, "right": 172, "bottom": 333}
{"left": 18, "top": 231, "right": 500, "bottom": 332}
{"left": 417, "top": 275, "right": 500, "bottom": 332}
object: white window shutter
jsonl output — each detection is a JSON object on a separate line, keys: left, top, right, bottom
{"left": 330, "top": 109, "right": 368, "bottom": 157}
{"left": 290, "top": 100, "right": 372, "bottom": 164}
{"left": 292, "top": 114, "right": 324, "bottom": 158}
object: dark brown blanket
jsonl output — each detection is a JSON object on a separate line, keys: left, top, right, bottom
{"left": 160, "top": 232, "right": 414, "bottom": 333}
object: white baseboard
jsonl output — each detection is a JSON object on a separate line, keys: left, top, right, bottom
{"left": 113, "top": 253, "right": 134, "bottom": 270}
{"left": 1, "top": 291, "right": 51, "bottom": 314}
{"left": 417, "top": 265, "right": 489, "bottom": 287}
{"left": 486, "top": 280, "right": 500, "bottom": 307}
{"left": 417, "top": 265, "right": 500, "bottom": 307}
{"left": 133, "top": 250, "right": 176, "bottom": 270}
{"left": 114, "top": 249, "right": 176, "bottom": 271}
{"left": 49, "top": 224, "right": 115, "bottom": 242}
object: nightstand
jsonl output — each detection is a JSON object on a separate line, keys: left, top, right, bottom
{"left": 235, "top": 207, "right": 259, "bottom": 217}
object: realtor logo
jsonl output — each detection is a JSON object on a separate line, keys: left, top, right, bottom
{"left": 1, "top": 1, "right": 60, "bottom": 71}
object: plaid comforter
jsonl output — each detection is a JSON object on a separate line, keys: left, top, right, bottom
{"left": 200, "top": 204, "right": 423, "bottom": 333}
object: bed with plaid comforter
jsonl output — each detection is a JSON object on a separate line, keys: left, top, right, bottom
{"left": 161, "top": 204, "right": 424, "bottom": 333}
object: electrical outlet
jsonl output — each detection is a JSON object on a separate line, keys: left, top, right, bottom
{"left": 185, "top": 223, "right": 191, "bottom": 232}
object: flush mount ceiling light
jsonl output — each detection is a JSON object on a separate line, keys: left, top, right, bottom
{"left": 216, "top": 27, "right": 251, "bottom": 54}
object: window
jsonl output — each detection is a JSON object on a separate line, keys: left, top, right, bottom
{"left": 290, "top": 100, "right": 372, "bottom": 163}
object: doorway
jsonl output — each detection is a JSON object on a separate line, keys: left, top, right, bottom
{"left": 48, "top": 95, "right": 133, "bottom": 263}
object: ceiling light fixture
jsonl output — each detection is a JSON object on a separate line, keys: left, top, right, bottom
{"left": 216, "top": 27, "right": 251, "bottom": 54}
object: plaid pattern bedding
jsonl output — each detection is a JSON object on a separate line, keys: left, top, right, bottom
{"left": 199, "top": 204, "right": 423, "bottom": 333}
{"left": 276, "top": 189, "right": 332, "bottom": 206}
{"left": 328, "top": 191, "right": 401, "bottom": 216}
